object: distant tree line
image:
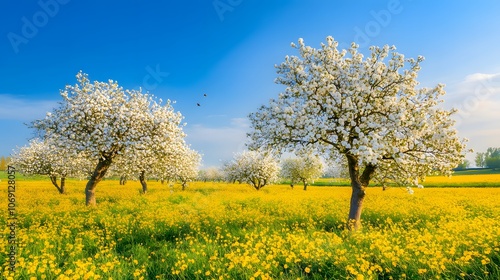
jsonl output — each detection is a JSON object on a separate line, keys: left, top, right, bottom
{"left": 0, "top": 156, "right": 11, "bottom": 171}
{"left": 475, "top": 147, "right": 500, "bottom": 169}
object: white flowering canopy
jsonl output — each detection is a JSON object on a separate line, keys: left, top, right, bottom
{"left": 11, "top": 138, "right": 93, "bottom": 193}
{"left": 280, "top": 154, "right": 323, "bottom": 188}
{"left": 11, "top": 138, "right": 92, "bottom": 179}
{"left": 109, "top": 139, "right": 200, "bottom": 191}
{"left": 248, "top": 37, "right": 468, "bottom": 227}
{"left": 249, "top": 37, "right": 467, "bottom": 188}
{"left": 33, "top": 72, "right": 185, "bottom": 162}
{"left": 223, "top": 151, "right": 280, "bottom": 190}
{"left": 172, "top": 146, "right": 202, "bottom": 186}
{"left": 31, "top": 72, "right": 189, "bottom": 204}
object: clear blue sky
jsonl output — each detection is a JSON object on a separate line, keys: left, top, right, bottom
{"left": 1, "top": 0, "right": 500, "bottom": 167}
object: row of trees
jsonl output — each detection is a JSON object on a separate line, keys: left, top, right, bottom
{"left": 453, "top": 148, "right": 500, "bottom": 170}
{"left": 0, "top": 156, "right": 11, "bottom": 171}
{"left": 11, "top": 36, "right": 468, "bottom": 230}
{"left": 475, "top": 147, "right": 500, "bottom": 169}
{"left": 221, "top": 151, "right": 324, "bottom": 190}
{"left": 12, "top": 141, "right": 323, "bottom": 193}
{"left": 12, "top": 72, "right": 200, "bottom": 203}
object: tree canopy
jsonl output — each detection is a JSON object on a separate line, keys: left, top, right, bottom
{"left": 223, "top": 151, "right": 280, "bottom": 190}
{"left": 280, "top": 153, "right": 323, "bottom": 190}
{"left": 248, "top": 37, "right": 468, "bottom": 228}
{"left": 475, "top": 148, "right": 500, "bottom": 169}
{"left": 11, "top": 138, "right": 92, "bottom": 193}
{"left": 31, "top": 72, "right": 189, "bottom": 205}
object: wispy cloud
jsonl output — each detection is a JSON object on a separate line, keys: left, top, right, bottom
{"left": 0, "top": 94, "right": 58, "bottom": 121}
{"left": 444, "top": 73, "right": 500, "bottom": 162}
{"left": 185, "top": 118, "right": 250, "bottom": 168}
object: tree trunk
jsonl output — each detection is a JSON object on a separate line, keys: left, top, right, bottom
{"left": 49, "top": 175, "right": 61, "bottom": 193}
{"left": 182, "top": 180, "right": 187, "bottom": 190}
{"left": 49, "top": 175, "right": 66, "bottom": 194}
{"left": 119, "top": 176, "right": 127, "bottom": 185}
{"left": 60, "top": 176, "right": 66, "bottom": 194}
{"left": 139, "top": 170, "right": 147, "bottom": 193}
{"left": 85, "top": 157, "right": 113, "bottom": 206}
{"left": 346, "top": 154, "right": 376, "bottom": 230}
{"left": 303, "top": 181, "right": 308, "bottom": 191}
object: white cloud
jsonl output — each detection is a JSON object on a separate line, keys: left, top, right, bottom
{"left": 444, "top": 73, "right": 500, "bottom": 165}
{"left": 0, "top": 94, "right": 58, "bottom": 121}
{"left": 185, "top": 118, "right": 250, "bottom": 168}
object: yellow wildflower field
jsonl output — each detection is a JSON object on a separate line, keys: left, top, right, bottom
{"left": 2, "top": 179, "right": 500, "bottom": 279}
{"left": 423, "top": 173, "right": 500, "bottom": 186}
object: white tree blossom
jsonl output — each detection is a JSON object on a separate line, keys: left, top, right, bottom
{"left": 281, "top": 154, "right": 323, "bottom": 190}
{"left": 198, "top": 167, "right": 224, "bottom": 182}
{"left": 11, "top": 138, "right": 92, "bottom": 194}
{"left": 173, "top": 146, "right": 201, "bottom": 190}
{"left": 31, "top": 72, "right": 186, "bottom": 205}
{"left": 223, "top": 151, "right": 280, "bottom": 190}
{"left": 249, "top": 37, "right": 468, "bottom": 229}
{"left": 109, "top": 138, "right": 199, "bottom": 193}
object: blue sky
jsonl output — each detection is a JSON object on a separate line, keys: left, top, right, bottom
{"left": 1, "top": 1, "right": 500, "bottom": 167}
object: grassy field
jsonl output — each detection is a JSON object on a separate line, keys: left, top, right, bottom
{"left": 2, "top": 175, "right": 500, "bottom": 279}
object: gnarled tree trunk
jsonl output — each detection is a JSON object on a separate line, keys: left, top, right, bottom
{"left": 60, "top": 177, "right": 66, "bottom": 194}
{"left": 139, "top": 170, "right": 147, "bottom": 193}
{"left": 49, "top": 175, "right": 66, "bottom": 194}
{"left": 119, "top": 176, "right": 127, "bottom": 185}
{"left": 346, "top": 154, "right": 376, "bottom": 230}
{"left": 85, "top": 157, "right": 113, "bottom": 206}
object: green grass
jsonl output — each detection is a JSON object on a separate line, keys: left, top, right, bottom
{"left": 452, "top": 168, "right": 500, "bottom": 175}
{"left": 0, "top": 170, "right": 49, "bottom": 181}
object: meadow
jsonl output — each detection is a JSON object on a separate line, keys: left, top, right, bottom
{"left": 1, "top": 174, "right": 500, "bottom": 279}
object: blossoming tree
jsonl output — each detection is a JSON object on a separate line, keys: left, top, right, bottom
{"left": 223, "top": 151, "right": 279, "bottom": 190}
{"left": 248, "top": 37, "right": 468, "bottom": 229}
{"left": 11, "top": 138, "right": 92, "bottom": 194}
{"left": 32, "top": 72, "right": 186, "bottom": 205}
{"left": 198, "top": 167, "right": 224, "bottom": 182}
{"left": 173, "top": 146, "right": 202, "bottom": 190}
{"left": 280, "top": 154, "right": 323, "bottom": 190}
{"left": 109, "top": 139, "right": 195, "bottom": 193}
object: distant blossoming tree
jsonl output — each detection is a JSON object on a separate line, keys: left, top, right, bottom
{"left": 11, "top": 138, "right": 92, "bottom": 194}
{"left": 223, "top": 151, "right": 279, "bottom": 190}
{"left": 280, "top": 154, "right": 323, "bottom": 190}
{"left": 32, "top": 72, "right": 186, "bottom": 205}
{"left": 248, "top": 37, "right": 468, "bottom": 229}
{"left": 198, "top": 167, "right": 224, "bottom": 182}
{"left": 173, "top": 146, "right": 202, "bottom": 190}
{"left": 110, "top": 140, "right": 198, "bottom": 193}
